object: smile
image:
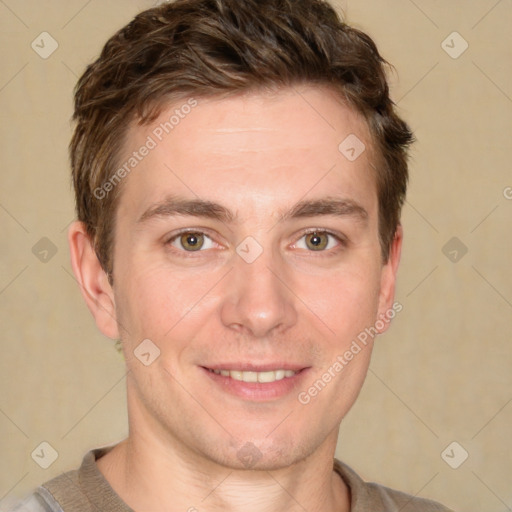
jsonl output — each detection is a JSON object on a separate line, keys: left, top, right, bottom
{"left": 207, "top": 368, "right": 297, "bottom": 383}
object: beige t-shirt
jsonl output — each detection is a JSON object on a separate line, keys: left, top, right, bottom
{"left": 12, "top": 447, "right": 453, "bottom": 512}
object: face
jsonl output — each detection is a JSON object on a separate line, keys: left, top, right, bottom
{"left": 85, "top": 86, "right": 401, "bottom": 470}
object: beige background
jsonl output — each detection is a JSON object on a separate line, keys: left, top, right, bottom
{"left": 1, "top": 1, "right": 511, "bottom": 511}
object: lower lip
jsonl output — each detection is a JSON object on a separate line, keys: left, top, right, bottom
{"left": 200, "top": 367, "right": 310, "bottom": 401}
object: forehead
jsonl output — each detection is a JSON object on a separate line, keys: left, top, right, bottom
{"left": 118, "top": 85, "right": 377, "bottom": 220}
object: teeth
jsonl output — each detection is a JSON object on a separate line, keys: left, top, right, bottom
{"left": 211, "top": 369, "right": 297, "bottom": 382}
{"left": 275, "top": 370, "right": 285, "bottom": 380}
{"left": 257, "top": 371, "right": 275, "bottom": 383}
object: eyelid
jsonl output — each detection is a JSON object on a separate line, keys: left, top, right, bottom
{"left": 164, "top": 227, "right": 347, "bottom": 255}
{"left": 291, "top": 228, "right": 348, "bottom": 251}
{"left": 165, "top": 228, "right": 221, "bottom": 252}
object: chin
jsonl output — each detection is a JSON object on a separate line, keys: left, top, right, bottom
{"left": 200, "top": 431, "right": 315, "bottom": 472}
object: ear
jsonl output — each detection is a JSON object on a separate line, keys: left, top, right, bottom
{"left": 376, "top": 225, "right": 403, "bottom": 334}
{"left": 67, "top": 221, "right": 119, "bottom": 339}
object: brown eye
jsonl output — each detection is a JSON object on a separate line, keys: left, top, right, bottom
{"left": 179, "top": 232, "right": 204, "bottom": 251}
{"left": 305, "top": 232, "right": 329, "bottom": 251}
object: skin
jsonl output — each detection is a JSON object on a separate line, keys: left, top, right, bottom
{"left": 68, "top": 85, "right": 402, "bottom": 512}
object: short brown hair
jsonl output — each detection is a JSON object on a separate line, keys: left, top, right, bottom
{"left": 71, "top": 0, "right": 414, "bottom": 279}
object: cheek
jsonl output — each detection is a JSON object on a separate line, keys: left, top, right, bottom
{"left": 296, "top": 267, "right": 380, "bottom": 416}
{"left": 114, "top": 255, "right": 221, "bottom": 345}
{"left": 297, "top": 262, "right": 382, "bottom": 340}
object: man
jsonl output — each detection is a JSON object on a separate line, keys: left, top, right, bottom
{"left": 12, "top": 0, "right": 453, "bottom": 510}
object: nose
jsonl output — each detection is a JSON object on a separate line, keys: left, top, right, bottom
{"left": 219, "top": 246, "right": 298, "bottom": 339}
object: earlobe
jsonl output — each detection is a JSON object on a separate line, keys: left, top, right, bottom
{"left": 67, "top": 221, "right": 119, "bottom": 339}
{"left": 376, "top": 225, "right": 403, "bottom": 334}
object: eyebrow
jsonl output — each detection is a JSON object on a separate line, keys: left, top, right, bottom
{"left": 137, "top": 195, "right": 368, "bottom": 225}
{"left": 281, "top": 197, "right": 368, "bottom": 223}
{"left": 138, "top": 197, "right": 235, "bottom": 224}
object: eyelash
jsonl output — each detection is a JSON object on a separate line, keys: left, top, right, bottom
{"left": 165, "top": 228, "right": 347, "bottom": 257}
{"left": 300, "top": 230, "right": 348, "bottom": 256}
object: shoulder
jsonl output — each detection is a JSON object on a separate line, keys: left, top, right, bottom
{"left": 5, "top": 485, "right": 65, "bottom": 512}
{"left": 6, "top": 455, "right": 87, "bottom": 512}
{"left": 362, "top": 481, "right": 455, "bottom": 512}
{"left": 8, "top": 447, "right": 131, "bottom": 512}
{"left": 334, "top": 458, "right": 455, "bottom": 512}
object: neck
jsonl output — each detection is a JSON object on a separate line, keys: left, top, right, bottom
{"left": 97, "top": 430, "right": 350, "bottom": 512}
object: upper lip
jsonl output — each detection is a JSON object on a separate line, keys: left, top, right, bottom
{"left": 202, "top": 364, "right": 309, "bottom": 372}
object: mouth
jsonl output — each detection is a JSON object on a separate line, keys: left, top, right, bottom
{"left": 200, "top": 365, "right": 310, "bottom": 401}
{"left": 206, "top": 368, "right": 298, "bottom": 383}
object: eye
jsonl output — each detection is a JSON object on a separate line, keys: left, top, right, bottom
{"left": 168, "top": 231, "right": 215, "bottom": 252}
{"left": 295, "top": 231, "right": 341, "bottom": 252}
